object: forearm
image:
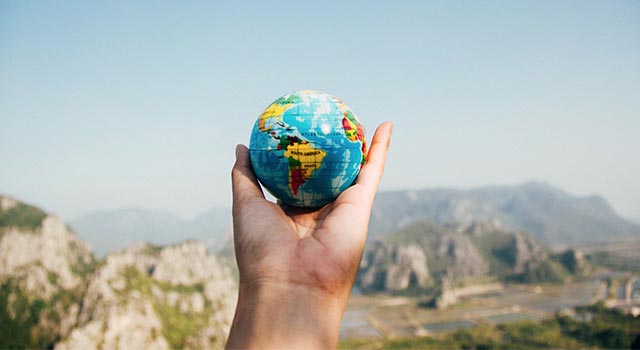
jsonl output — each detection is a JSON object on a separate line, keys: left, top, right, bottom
{"left": 226, "top": 281, "right": 346, "bottom": 349}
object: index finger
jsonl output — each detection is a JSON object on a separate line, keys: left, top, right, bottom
{"left": 355, "top": 121, "right": 393, "bottom": 200}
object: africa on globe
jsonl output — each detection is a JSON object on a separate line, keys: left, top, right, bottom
{"left": 249, "top": 90, "right": 367, "bottom": 207}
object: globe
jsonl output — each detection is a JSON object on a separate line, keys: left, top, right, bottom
{"left": 249, "top": 90, "right": 367, "bottom": 207}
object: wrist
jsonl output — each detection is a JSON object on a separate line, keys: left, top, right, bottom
{"left": 226, "top": 279, "right": 346, "bottom": 349}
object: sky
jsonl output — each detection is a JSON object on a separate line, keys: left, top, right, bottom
{"left": 1, "top": 1, "right": 639, "bottom": 222}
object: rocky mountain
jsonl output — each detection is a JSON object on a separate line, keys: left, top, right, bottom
{"left": 0, "top": 196, "right": 95, "bottom": 348}
{"left": 0, "top": 195, "right": 237, "bottom": 349}
{"left": 71, "top": 207, "right": 232, "bottom": 257}
{"left": 369, "top": 182, "right": 639, "bottom": 246}
{"left": 56, "top": 241, "right": 237, "bottom": 350}
{"left": 358, "top": 220, "right": 585, "bottom": 300}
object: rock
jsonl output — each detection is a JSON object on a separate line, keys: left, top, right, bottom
{"left": 437, "top": 233, "right": 488, "bottom": 277}
{"left": 559, "top": 248, "right": 588, "bottom": 276}
{"left": 511, "top": 233, "right": 547, "bottom": 275}
{"left": 0, "top": 196, "right": 18, "bottom": 212}
{"left": 435, "top": 277, "right": 457, "bottom": 310}
{"left": 1, "top": 196, "right": 238, "bottom": 350}
{"left": 56, "top": 300, "right": 169, "bottom": 350}
{"left": 1, "top": 205, "right": 95, "bottom": 347}
{"left": 357, "top": 220, "right": 572, "bottom": 295}
{"left": 359, "top": 241, "right": 431, "bottom": 291}
{"left": 0, "top": 215, "right": 94, "bottom": 296}
{"left": 385, "top": 245, "right": 430, "bottom": 291}
{"left": 56, "top": 241, "right": 237, "bottom": 350}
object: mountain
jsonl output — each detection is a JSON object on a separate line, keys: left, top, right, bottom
{"left": 71, "top": 207, "right": 232, "bottom": 257}
{"left": 0, "top": 195, "right": 237, "bottom": 349}
{"left": 56, "top": 241, "right": 237, "bottom": 350}
{"left": 0, "top": 196, "right": 95, "bottom": 348}
{"left": 369, "top": 182, "right": 639, "bottom": 246}
{"left": 358, "top": 220, "right": 587, "bottom": 307}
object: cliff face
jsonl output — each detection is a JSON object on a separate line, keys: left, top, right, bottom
{"left": 358, "top": 220, "right": 574, "bottom": 296}
{"left": 360, "top": 241, "right": 430, "bottom": 291}
{"left": 0, "top": 196, "right": 238, "bottom": 350}
{"left": 57, "top": 241, "right": 237, "bottom": 350}
{"left": 0, "top": 196, "right": 94, "bottom": 347}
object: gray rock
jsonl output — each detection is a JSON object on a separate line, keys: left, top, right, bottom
{"left": 56, "top": 241, "right": 237, "bottom": 350}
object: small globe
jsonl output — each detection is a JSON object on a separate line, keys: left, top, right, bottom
{"left": 249, "top": 90, "right": 367, "bottom": 207}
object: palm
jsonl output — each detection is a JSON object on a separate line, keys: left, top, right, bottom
{"left": 232, "top": 122, "right": 392, "bottom": 297}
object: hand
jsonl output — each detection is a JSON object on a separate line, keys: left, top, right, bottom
{"left": 226, "top": 122, "right": 393, "bottom": 349}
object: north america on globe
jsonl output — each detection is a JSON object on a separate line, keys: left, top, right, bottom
{"left": 249, "top": 90, "right": 367, "bottom": 207}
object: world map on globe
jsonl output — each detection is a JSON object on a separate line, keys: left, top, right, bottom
{"left": 249, "top": 90, "right": 367, "bottom": 207}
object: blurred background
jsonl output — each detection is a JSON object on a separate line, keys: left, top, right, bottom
{"left": 1, "top": 1, "right": 639, "bottom": 349}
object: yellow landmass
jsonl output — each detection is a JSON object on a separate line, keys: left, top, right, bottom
{"left": 283, "top": 141, "right": 327, "bottom": 193}
{"left": 259, "top": 102, "right": 292, "bottom": 131}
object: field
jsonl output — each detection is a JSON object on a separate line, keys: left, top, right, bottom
{"left": 340, "top": 279, "right": 601, "bottom": 340}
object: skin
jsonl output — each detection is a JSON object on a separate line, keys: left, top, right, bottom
{"left": 226, "top": 122, "right": 393, "bottom": 349}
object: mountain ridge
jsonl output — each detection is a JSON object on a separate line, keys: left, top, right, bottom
{"left": 0, "top": 195, "right": 237, "bottom": 350}
{"left": 369, "top": 181, "right": 639, "bottom": 246}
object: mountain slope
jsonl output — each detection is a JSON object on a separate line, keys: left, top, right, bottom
{"left": 369, "top": 182, "right": 639, "bottom": 245}
{"left": 0, "top": 196, "right": 95, "bottom": 348}
{"left": 71, "top": 207, "right": 231, "bottom": 257}
{"left": 0, "top": 196, "right": 238, "bottom": 350}
{"left": 56, "top": 241, "right": 237, "bottom": 350}
{"left": 358, "top": 220, "right": 581, "bottom": 298}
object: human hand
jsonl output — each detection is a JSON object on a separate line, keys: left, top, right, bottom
{"left": 226, "top": 122, "right": 393, "bottom": 349}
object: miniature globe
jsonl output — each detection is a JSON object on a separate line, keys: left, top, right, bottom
{"left": 249, "top": 90, "right": 367, "bottom": 207}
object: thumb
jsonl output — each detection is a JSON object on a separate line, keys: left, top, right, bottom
{"left": 231, "top": 144, "right": 265, "bottom": 206}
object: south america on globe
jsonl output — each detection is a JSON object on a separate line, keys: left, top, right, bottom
{"left": 249, "top": 90, "right": 367, "bottom": 207}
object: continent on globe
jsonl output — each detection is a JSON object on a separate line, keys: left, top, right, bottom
{"left": 249, "top": 90, "right": 367, "bottom": 207}
{"left": 282, "top": 138, "right": 327, "bottom": 195}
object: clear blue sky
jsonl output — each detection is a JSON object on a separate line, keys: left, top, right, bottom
{"left": 1, "top": 1, "right": 639, "bottom": 221}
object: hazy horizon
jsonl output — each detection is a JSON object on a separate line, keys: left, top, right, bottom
{"left": 3, "top": 180, "right": 638, "bottom": 226}
{"left": 2, "top": 1, "right": 639, "bottom": 221}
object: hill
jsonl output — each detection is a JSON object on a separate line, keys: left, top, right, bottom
{"left": 0, "top": 195, "right": 237, "bottom": 349}
{"left": 369, "top": 182, "right": 639, "bottom": 246}
{"left": 357, "top": 220, "right": 588, "bottom": 307}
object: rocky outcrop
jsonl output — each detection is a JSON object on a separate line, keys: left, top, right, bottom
{"left": 511, "top": 233, "right": 548, "bottom": 275}
{"left": 0, "top": 196, "right": 18, "bottom": 211}
{"left": 0, "top": 196, "right": 95, "bottom": 347}
{"left": 0, "top": 215, "right": 94, "bottom": 296}
{"left": 434, "top": 277, "right": 458, "bottom": 310}
{"left": 1, "top": 196, "right": 238, "bottom": 350}
{"left": 558, "top": 248, "right": 589, "bottom": 276}
{"left": 437, "top": 233, "right": 488, "bottom": 277}
{"left": 358, "top": 221, "right": 571, "bottom": 297}
{"left": 56, "top": 241, "right": 237, "bottom": 350}
{"left": 360, "top": 241, "right": 430, "bottom": 291}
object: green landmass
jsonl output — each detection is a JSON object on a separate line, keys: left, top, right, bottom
{"left": 0, "top": 201, "right": 47, "bottom": 231}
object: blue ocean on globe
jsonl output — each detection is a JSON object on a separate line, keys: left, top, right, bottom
{"left": 249, "top": 90, "right": 367, "bottom": 207}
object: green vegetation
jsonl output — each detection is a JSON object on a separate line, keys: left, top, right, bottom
{"left": 0, "top": 280, "right": 65, "bottom": 349}
{"left": 384, "top": 221, "right": 449, "bottom": 245}
{"left": 67, "top": 239, "right": 97, "bottom": 277}
{"left": 154, "top": 300, "right": 210, "bottom": 349}
{"left": 119, "top": 266, "right": 212, "bottom": 349}
{"left": 339, "top": 303, "right": 640, "bottom": 349}
{"left": 509, "top": 259, "right": 569, "bottom": 284}
{"left": 0, "top": 201, "right": 47, "bottom": 231}
{"left": 0, "top": 281, "right": 46, "bottom": 348}
{"left": 587, "top": 250, "right": 640, "bottom": 272}
{"left": 470, "top": 231, "right": 521, "bottom": 278}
